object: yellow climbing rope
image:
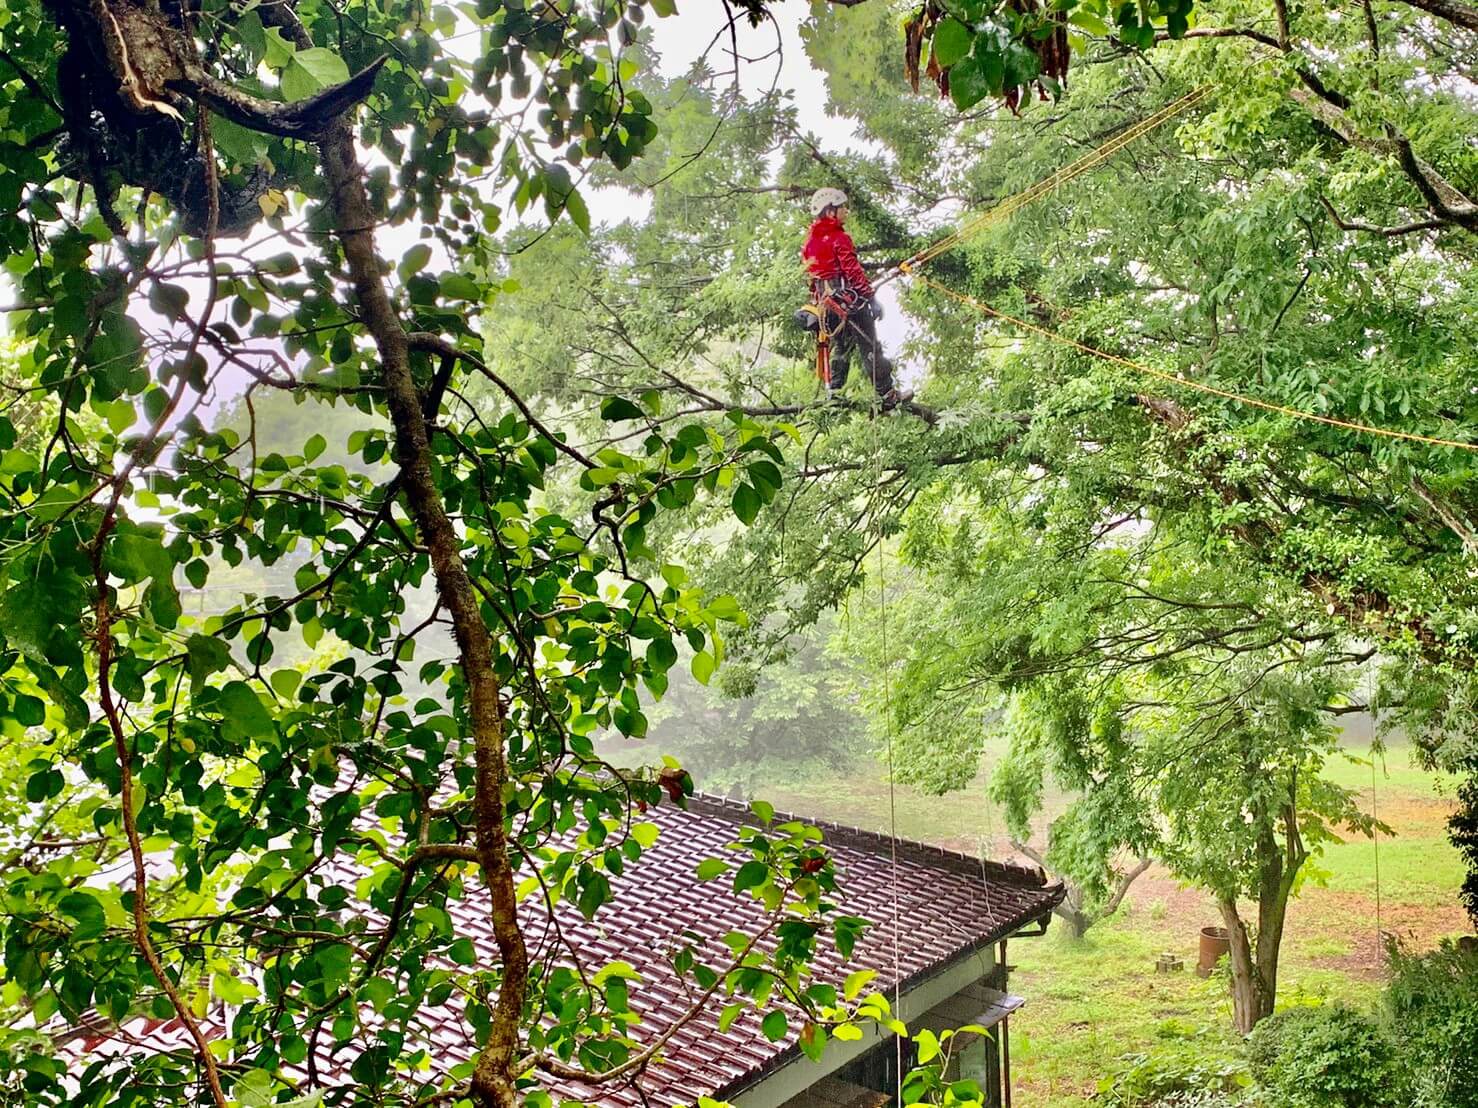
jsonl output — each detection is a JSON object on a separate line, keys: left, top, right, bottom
{"left": 890, "top": 86, "right": 1478, "bottom": 454}
{"left": 895, "top": 84, "right": 1215, "bottom": 274}
{"left": 907, "top": 268, "right": 1478, "bottom": 452}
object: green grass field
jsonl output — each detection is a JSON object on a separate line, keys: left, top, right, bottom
{"left": 755, "top": 737, "right": 1470, "bottom": 1104}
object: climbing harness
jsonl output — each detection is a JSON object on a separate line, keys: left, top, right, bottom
{"left": 798, "top": 280, "right": 866, "bottom": 390}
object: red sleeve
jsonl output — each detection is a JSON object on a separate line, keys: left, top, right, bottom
{"left": 834, "top": 231, "right": 873, "bottom": 298}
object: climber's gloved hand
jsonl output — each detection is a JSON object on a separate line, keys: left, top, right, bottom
{"left": 869, "top": 297, "right": 884, "bottom": 321}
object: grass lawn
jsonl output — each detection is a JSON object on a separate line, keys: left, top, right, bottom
{"left": 750, "top": 735, "right": 1470, "bottom": 1105}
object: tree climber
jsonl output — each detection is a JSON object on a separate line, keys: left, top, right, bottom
{"left": 799, "top": 188, "right": 910, "bottom": 408}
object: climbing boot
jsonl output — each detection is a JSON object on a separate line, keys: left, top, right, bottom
{"left": 880, "top": 388, "right": 913, "bottom": 410}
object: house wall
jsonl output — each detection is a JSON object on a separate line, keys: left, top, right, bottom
{"left": 732, "top": 944, "right": 1000, "bottom": 1108}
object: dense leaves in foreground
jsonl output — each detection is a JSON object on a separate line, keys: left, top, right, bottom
{"left": 1, "top": 0, "right": 1216, "bottom": 1100}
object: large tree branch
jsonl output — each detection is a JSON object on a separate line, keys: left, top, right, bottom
{"left": 315, "top": 109, "right": 527, "bottom": 1108}
{"left": 1318, "top": 196, "right": 1448, "bottom": 237}
{"left": 1135, "top": 394, "right": 1458, "bottom": 664}
{"left": 1410, "top": 476, "right": 1478, "bottom": 558}
{"left": 1289, "top": 84, "right": 1478, "bottom": 231}
{"left": 1161, "top": 17, "right": 1476, "bottom": 232}
{"left": 1393, "top": 0, "right": 1478, "bottom": 30}
{"left": 1102, "top": 856, "right": 1155, "bottom": 916}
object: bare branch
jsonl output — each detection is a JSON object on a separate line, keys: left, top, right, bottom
{"left": 1390, "top": 0, "right": 1478, "bottom": 31}
{"left": 1319, "top": 196, "right": 1447, "bottom": 237}
{"left": 1410, "top": 476, "right": 1478, "bottom": 558}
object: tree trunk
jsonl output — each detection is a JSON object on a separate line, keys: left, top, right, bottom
{"left": 1056, "top": 902, "right": 1093, "bottom": 939}
{"left": 1218, "top": 898, "right": 1274, "bottom": 1033}
{"left": 1012, "top": 840, "right": 1151, "bottom": 940}
{"left": 316, "top": 115, "right": 526, "bottom": 1108}
{"left": 1218, "top": 799, "right": 1304, "bottom": 1034}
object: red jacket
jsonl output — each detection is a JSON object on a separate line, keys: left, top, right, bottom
{"left": 802, "top": 216, "right": 873, "bottom": 299}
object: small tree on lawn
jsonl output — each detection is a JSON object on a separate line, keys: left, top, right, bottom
{"left": 851, "top": 506, "right": 1387, "bottom": 1031}
{"left": 1001, "top": 663, "right": 1383, "bottom": 1032}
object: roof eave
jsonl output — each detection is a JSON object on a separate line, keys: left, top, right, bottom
{"left": 713, "top": 896, "right": 1063, "bottom": 1102}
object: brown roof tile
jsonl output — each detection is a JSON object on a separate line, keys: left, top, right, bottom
{"left": 73, "top": 794, "right": 1063, "bottom": 1105}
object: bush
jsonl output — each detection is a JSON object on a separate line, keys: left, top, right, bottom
{"left": 1246, "top": 1002, "right": 1407, "bottom": 1108}
{"left": 1387, "top": 939, "right": 1478, "bottom": 1108}
{"left": 1098, "top": 1033, "right": 1250, "bottom": 1107}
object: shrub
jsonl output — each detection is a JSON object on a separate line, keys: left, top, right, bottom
{"left": 1246, "top": 1002, "right": 1407, "bottom": 1108}
{"left": 1098, "top": 1035, "right": 1250, "bottom": 1107}
{"left": 1386, "top": 939, "right": 1478, "bottom": 1108}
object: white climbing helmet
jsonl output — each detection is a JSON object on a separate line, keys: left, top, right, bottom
{"left": 809, "top": 187, "right": 849, "bottom": 217}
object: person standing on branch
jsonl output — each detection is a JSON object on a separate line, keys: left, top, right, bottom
{"left": 801, "top": 188, "right": 909, "bottom": 408}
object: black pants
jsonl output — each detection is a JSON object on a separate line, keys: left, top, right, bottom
{"left": 826, "top": 305, "right": 894, "bottom": 396}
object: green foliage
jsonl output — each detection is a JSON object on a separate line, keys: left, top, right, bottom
{"left": 0, "top": 0, "right": 918, "bottom": 1102}
{"left": 1098, "top": 1044, "right": 1250, "bottom": 1107}
{"left": 618, "top": 615, "right": 868, "bottom": 792}
{"left": 1452, "top": 762, "right": 1478, "bottom": 928}
{"left": 904, "top": 0, "right": 1194, "bottom": 110}
{"left": 1386, "top": 941, "right": 1478, "bottom": 1108}
{"left": 1246, "top": 1003, "right": 1408, "bottom": 1108}
{"left": 4, "top": 0, "right": 1472, "bottom": 1094}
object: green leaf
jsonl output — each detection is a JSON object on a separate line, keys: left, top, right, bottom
{"left": 398, "top": 243, "right": 434, "bottom": 284}
{"left": 219, "top": 681, "right": 274, "bottom": 739}
{"left": 593, "top": 960, "right": 642, "bottom": 985}
{"left": 600, "top": 396, "right": 645, "bottom": 422}
{"left": 12, "top": 694, "right": 44, "bottom": 727}
{"left": 1068, "top": 9, "right": 1111, "bottom": 35}
{"left": 576, "top": 870, "right": 611, "bottom": 919}
{"left": 707, "top": 594, "right": 745, "bottom": 622}
{"left": 303, "top": 433, "right": 327, "bottom": 462}
{"left": 733, "top": 859, "right": 768, "bottom": 894}
{"left": 564, "top": 187, "right": 591, "bottom": 234}
{"left": 649, "top": 0, "right": 677, "bottom": 14}
{"left": 630, "top": 822, "right": 660, "bottom": 849}
{"left": 57, "top": 891, "right": 107, "bottom": 941}
{"left": 949, "top": 53, "right": 994, "bottom": 110}
{"left": 440, "top": 273, "right": 482, "bottom": 300}
{"left": 718, "top": 1002, "right": 744, "bottom": 1033}
{"left": 916, "top": 1027, "right": 941, "bottom": 1064}
{"left": 148, "top": 282, "right": 190, "bottom": 322}
{"left": 263, "top": 26, "right": 294, "bottom": 68}
{"left": 932, "top": 17, "right": 973, "bottom": 68}
{"left": 269, "top": 668, "right": 302, "bottom": 699}
{"left": 212, "top": 115, "right": 271, "bottom": 168}
{"left": 0, "top": 580, "right": 54, "bottom": 661}
{"left": 33, "top": 667, "right": 88, "bottom": 730}
{"left": 647, "top": 637, "right": 678, "bottom": 673}
{"left": 449, "top": 938, "right": 477, "bottom": 965}
{"left": 235, "top": 1067, "right": 325, "bottom": 1108}
{"left": 282, "top": 47, "right": 351, "bottom": 101}
{"left": 731, "top": 483, "right": 761, "bottom": 525}
{"left": 799, "top": 1023, "right": 827, "bottom": 1062}
{"left": 691, "top": 649, "right": 716, "bottom": 685}
{"left": 695, "top": 858, "right": 729, "bottom": 881}
{"left": 761, "top": 1010, "right": 788, "bottom": 1042}
{"left": 187, "top": 634, "right": 233, "bottom": 691}
{"left": 843, "top": 968, "right": 877, "bottom": 1001}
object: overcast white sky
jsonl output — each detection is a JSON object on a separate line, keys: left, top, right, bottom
{"left": 619, "top": 6, "right": 914, "bottom": 354}
{"left": 2, "top": 3, "right": 918, "bottom": 408}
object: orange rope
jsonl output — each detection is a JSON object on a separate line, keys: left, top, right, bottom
{"left": 905, "top": 266, "right": 1478, "bottom": 453}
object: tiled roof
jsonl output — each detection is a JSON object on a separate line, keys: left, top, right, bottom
{"left": 73, "top": 794, "right": 1064, "bottom": 1105}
